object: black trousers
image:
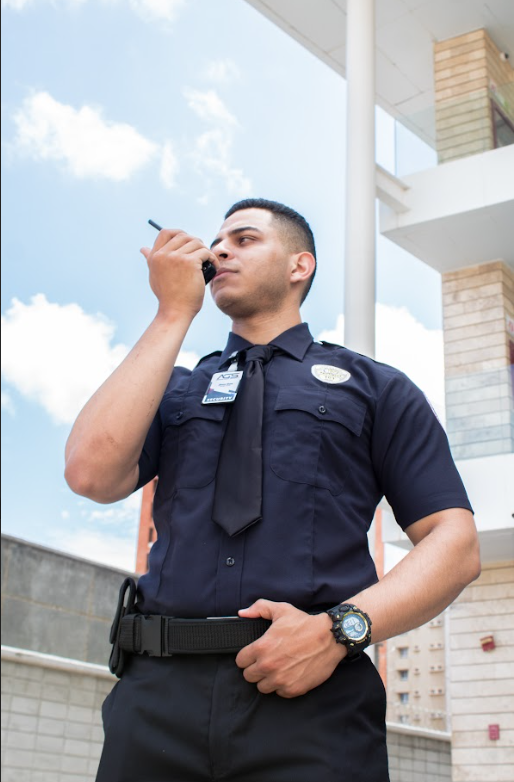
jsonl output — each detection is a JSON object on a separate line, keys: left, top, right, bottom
{"left": 96, "top": 652, "right": 389, "bottom": 782}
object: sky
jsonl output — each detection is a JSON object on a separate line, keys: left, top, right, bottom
{"left": 2, "top": 0, "right": 442, "bottom": 572}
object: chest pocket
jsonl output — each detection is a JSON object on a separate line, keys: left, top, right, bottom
{"left": 270, "top": 387, "right": 366, "bottom": 495}
{"left": 161, "top": 394, "right": 227, "bottom": 488}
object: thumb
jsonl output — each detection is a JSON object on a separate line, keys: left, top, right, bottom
{"left": 238, "top": 599, "right": 281, "bottom": 621}
{"left": 140, "top": 246, "right": 151, "bottom": 261}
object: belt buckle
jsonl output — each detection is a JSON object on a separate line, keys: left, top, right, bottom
{"left": 140, "top": 615, "right": 166, "bottom": 657}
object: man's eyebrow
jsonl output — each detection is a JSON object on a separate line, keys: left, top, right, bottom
{"left": 210, "top": 226, "right": 264, "bottom": 249}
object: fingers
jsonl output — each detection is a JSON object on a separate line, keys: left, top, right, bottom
{"left": 238, "top": 599, "right": 284, "bottom": 621}
{"left": 151, "top": 229, "right": 217, "bottom": 265}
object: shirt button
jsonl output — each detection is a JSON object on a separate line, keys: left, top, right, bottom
{"left": 226, "top": 557, "right": 235, "bottom": 567}
{"left": 176, "top": 412, "right": 183, "bottom": 420}
{"left": 318, "top": 405, "right": 327, "bottom": 414}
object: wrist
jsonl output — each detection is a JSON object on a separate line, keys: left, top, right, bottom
{"left": 326, "top": 603, "right": 372, "bottom": 658}
{"left": 154, "top": 306, "right": 197, "bottom": 330}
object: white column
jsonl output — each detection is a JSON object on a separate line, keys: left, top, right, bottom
{"left": 344, "top": 0, "right": 376, "bottom": 357}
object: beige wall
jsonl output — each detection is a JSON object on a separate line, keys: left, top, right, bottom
{"left": 448, "top": 561, "right": 514, "bottom": 782}
{"left": 386, "top": 614, "right": 448, "bottom": 732}
{"left": 442, "top": 260, "right": 514, "bottom": 459}
{"left": 434, "top": 29, "right": 514, "bottom": 164}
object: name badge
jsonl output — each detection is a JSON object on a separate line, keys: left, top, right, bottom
{"left": 202, "top": 371, "right": 243, "bottom": 404}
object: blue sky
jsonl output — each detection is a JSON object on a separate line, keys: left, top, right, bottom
{"left": 2, "top": 0, "right": 442, "bottom": 570}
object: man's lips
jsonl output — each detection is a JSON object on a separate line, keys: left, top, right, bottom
{"left": 214, "top": 268, "right": 237, "bottom": 279}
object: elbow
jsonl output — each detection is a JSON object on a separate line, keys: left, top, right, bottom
{"left": 64, "top": 454, "right": 137, "bottom": 504}
{"left": 463, "top": 532, "right": 481, "bottom": 586}
{"left": 64, "top": 457, "right": 99, "bottom": 500}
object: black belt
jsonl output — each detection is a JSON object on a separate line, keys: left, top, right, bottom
{"left": 119, "top": 614, "right": 272, "bottom": 656}
{"left": 108, "top": 578, "right": 271, "bottom": 677}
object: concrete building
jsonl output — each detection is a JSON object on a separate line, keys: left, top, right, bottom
{"left": 241, "top": 2, "right": 514, "bottom": 781}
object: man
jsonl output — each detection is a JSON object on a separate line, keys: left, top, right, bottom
{"left": 65, "top": 198, "right": 480, "bottom": 782}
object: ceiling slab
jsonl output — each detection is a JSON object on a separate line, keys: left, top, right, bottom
{"left": 244, "top": 0, "right": 514, "bottom": 146}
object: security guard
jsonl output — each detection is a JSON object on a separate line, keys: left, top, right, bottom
{"left": 65, "top": 198, "right": 480, "bottom": 782}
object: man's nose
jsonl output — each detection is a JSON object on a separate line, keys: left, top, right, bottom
{"left": 213, "top": 242, "right": 232, "bottom": 260}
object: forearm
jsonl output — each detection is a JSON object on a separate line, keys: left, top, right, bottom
{"left": 64, "top": 310, "right": 192, "bottom": 502}
{"left": 345, "top": 509, "right": 481, "bottom": 644}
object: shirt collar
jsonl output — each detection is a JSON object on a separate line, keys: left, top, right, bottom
{"left": 218, "top": 322, "right": 313, "bottom": 367}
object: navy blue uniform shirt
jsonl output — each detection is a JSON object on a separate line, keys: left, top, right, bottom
{"left": 134, "top": 323, "right": 472, "bottom": 617}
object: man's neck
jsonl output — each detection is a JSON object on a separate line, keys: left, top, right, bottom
{"left": 231, "top": 308, "right": 302, "bottom": 345}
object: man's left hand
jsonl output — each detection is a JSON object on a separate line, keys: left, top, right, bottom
{"left": 235, "top": 599, "right": 346, "bottom": 699}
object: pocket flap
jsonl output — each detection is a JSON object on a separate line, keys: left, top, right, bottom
{"left": 274, "top": 388, "right": 366, "bottom": 436}
{"left": 162, "top": 394, "right": 227, "bottom": 426}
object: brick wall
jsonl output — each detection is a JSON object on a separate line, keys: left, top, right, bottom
{"left": 1, "top": 649, "right": 114, "bottom": 782}
{"left": 448, "top": 561, "right": 514, "bottom": 782}
{"left": 442, "top": 260, "right": 514, "bottom": 459}
{"left": 434, "top": 29, "right": 514, "bottom": 164}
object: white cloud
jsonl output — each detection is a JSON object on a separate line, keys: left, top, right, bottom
{"left": 53, "top": 528, "right": 138, "bottom": 570}
{"left": 160, "top": 140, "right": 179, "bottom": 189}
{"left": 12, "top": 91, "right": 158, "bottom": 181}
{"left": 176, "top": 349, "right": 200, "bottom": 370}
{"left": 2, "top": 0, "right": 85, "bottom": 8}
{"left": 1, "top": 390, "right": 16, "bottom": 416}
{"left": 1, "top": 294, "right": 129, "bottom": 425}
{"left": 183, "top": 87, "right": 238, "bottom": 127}
{"left": 183, "top": 87, "right": 251, "bottom": 197}
{"left": 203, "top": 59, "right": 241, "bottom": 84}
{"left": 128, "top": 0, "right": 185, "bottom": 24}
{"left": 191, "top": 128, "right": 252, "bottom": 197}
{"left": 1, "top": 293, "right": 201, "bottom": 426}
{"left": 317, "top": 303, "right": 445, "bottom": 422}
{"left": 2, "top": 0, "right": 184, "bottom": 22}
{"left": 52, "top": 492, "right": 142, "bottom": 569}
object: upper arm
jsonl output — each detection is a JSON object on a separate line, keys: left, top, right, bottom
{"left": 405, "top": 507, "right": 476, "bottom": 546}
{"left": 371, "top": 374, "right": 473, "bottom": 531}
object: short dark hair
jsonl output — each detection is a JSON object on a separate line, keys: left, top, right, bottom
{"left": 224, "top": 198, "right": 317, "bottom": 303}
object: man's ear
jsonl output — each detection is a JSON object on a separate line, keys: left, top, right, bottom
{"left": 290, "top": 252, "right": 316, "bottom": 285}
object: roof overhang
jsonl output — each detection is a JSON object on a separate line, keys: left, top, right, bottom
{"left": 244, "top": 0, "right": 514, "bottom": 147}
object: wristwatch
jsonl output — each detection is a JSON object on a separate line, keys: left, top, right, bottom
{"left": 326, "top": 603, "right": 372, "bottom": 658}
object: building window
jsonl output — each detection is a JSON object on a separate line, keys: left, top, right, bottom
{"left": 399, "top": 693, "right": 409, "bottom": 705}
{"left": 399, "top": 647, "right": 409, "bottom": 658}
{"left": 148, "top": 527, "right": 155, "bottom": 543}
{"left": 399, "top": 715, "right": 410, "bottom": 725}
{"left": 399, "top": 670, "right": 409, "bottom": 681}
{"left": 492, "top": 101, "right": 514, "bottom": 148}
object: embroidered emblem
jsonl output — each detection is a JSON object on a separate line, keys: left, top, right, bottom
{"left": 311, "top": 365, "right": 351, "bottom": 384}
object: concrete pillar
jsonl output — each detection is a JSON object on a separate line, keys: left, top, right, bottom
{"left": 344, "top": 0, "right": 376, "bottom": 358}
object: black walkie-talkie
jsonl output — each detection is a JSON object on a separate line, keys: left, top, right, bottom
{"left": 148, "top": 220, "right": 217, "bottom": 284}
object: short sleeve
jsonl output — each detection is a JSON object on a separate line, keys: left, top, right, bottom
{"left": 371, "top": 372, "right": 473, "bottom": 530}
{"left": 133, "top": 410, "right": 162, "bottom": 492}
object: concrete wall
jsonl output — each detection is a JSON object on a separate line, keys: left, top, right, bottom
{"left": 1, "top": 648, "right": 114, "bottom": 782}
{"left": 442, "top": 260, "right": 514, "bottom": 459}
{"left": 448, "top": 560, "right": 514, "bottom": 782}
{"left": 1, "top": 535, "right": 133, "bottom": 666}
{"left": 434, "top": 30, "right": 514, "bottom": 164}
{"left": 387, "top": 727, "right": 451, "bottom": 782}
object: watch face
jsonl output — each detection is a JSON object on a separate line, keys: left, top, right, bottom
{"left": 342, "top": 612, "right": 368, "bottom": 642}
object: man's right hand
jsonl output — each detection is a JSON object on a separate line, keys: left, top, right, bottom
{"left": 140, "top": 229, "right": 218, "bottom": 321}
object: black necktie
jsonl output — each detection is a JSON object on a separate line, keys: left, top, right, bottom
{"left": 212, "top": 345, "right": 275, "bottom": 537}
